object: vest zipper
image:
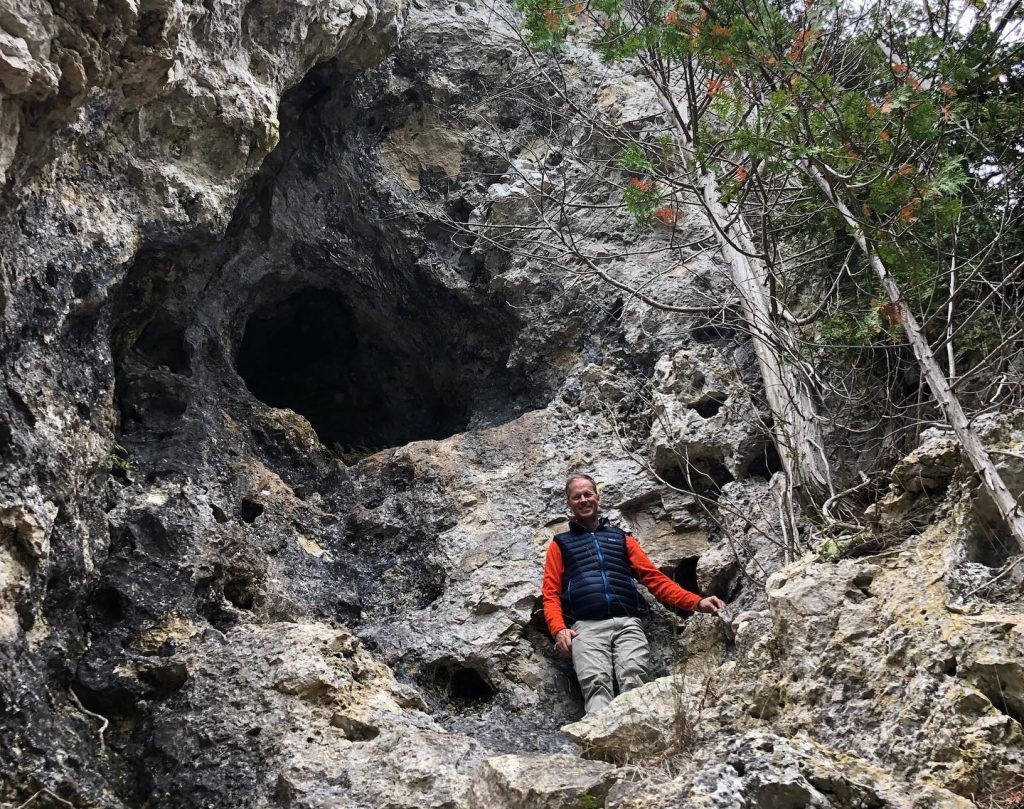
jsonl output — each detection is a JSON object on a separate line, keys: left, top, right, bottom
{"left": 592, "top": 533, "right": 613, "bottom": 615}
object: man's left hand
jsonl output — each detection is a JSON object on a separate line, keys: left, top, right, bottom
{"left": 698, "top": 596, "right": 726, "bottom": 615}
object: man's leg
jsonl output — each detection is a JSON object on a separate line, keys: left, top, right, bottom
{"left": 613, "top": 616, "right": 650, "bottom": 694}
{"left": 571, "top": 619, "right": 614, "bottom": 714}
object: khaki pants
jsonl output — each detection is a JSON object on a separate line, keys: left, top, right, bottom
{"left": 571, "top": 616, "right": 650, "bottom": 714}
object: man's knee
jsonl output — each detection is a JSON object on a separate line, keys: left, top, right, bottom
{"left": 615, "top": 618, "right": 651, "bottom": 691}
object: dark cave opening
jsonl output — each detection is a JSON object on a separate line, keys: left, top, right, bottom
{"left": 670, "top": 556, "right": 700, "bottom": 595}
{"left": 236, "top": 286, "right": 522, "bottom": 449}
{"left": 427, "top": 660, "right": 496, "bottom": 703}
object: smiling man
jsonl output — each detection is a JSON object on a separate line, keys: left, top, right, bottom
{"left": 541, "top": 473, "right": 726, "bottom": 714}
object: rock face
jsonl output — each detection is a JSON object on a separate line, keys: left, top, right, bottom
{"left": 1, "top": 1, "right": 1022, "bottom": 807}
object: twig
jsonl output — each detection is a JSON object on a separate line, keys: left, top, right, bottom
{"left": 14, "top": 788, "right": 76, "bottom": 809}
{"left": 821, "top": 471, "right": 872, "bottom": 528}
{"left": 68, "top": 687, "right": 108, "bottom": 753}
{"left": 959, "top": 554, "right": 1024, "bottom": 602}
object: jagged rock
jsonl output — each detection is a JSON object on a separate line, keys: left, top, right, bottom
{"left": 144, "top": 622, "right": 481, "bottom": 809}
{"left": 2, "top": 0, "right": 1023, "bottom": 804}
{"left": 469, "top": 753, "right": 621, "bottom": 809}
{"left": 561, "top": 673, "right": 710, "bottom": 763}
{"left": 648, "top": 346, "right": 771, "bottom": 483}
{"left": 605, "top": 731, "right": 976, "bottom": 809}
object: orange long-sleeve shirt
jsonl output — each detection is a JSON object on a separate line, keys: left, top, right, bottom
{"left": 541, "top": 535, "right": 702, "bottom": 636}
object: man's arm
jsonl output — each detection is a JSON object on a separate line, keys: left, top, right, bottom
{"left": 541, "top": 541, "right": 576, "bottom": 656}
{"left": 626, "top": 536, "right": 724, "bottom": 614}
{"left": 541, "top": 541, "right": 568, "bottom": 636}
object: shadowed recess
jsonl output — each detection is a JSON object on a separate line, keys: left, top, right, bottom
{"left": 236, "top": 285, "right": 534, "bottom": 449}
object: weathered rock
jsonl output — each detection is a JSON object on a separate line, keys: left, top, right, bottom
{"left": 2, "top": 0, "right": 1023, "bottom": 806}
{"left": 469, "top": 753, "right": 621, "bottom": 809}
{"left": 561, "top": 673, "right": 710, "bottom": 763}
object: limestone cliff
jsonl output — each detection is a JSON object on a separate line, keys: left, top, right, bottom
{"left": 1, "top": 1, "right": 1022, "bottom": 808}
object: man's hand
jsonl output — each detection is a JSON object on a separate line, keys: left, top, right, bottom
{"left": 698, "top": 596, "right": 726, "bottom": 615}
{"left": 554, "top": 628, "right": 577, "bottom": 657}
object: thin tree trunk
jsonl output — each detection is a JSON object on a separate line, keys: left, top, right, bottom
{"left": 802, "top": 160, "right": 1024, "bottom": 554}
{"left": 647, "top": 78, "right": 834, "bottom": 505}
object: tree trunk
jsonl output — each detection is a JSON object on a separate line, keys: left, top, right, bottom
{"left": 647, "top": 79, "right": 834, "bottom": 505}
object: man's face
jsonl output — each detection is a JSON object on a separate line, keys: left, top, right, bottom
{"left": 566, "top": 478, "right": 600, "bottom": 524}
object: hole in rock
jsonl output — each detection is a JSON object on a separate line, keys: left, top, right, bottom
{"left": 133, "top": 313, "right": 191, "bottom": 375}
{"left": 239, "top": 498, "right": 264, "bottom": 524}
{"left": 450, "top": 666, "right": 495, "bottom": 701}
{"left": 744, "top": 443, "right": 784, "bottom": 480}
{"left": 670, "top": 557, "right": 700, "bottom": 596}
{"left": 977, "top": 673, "right": 1024, "bottom": 726}
{"left": 964, "top": 513, "right": 1016, "bottom": 568}
{"left": 236, "top": 286, "right": 531, "bottom": 449}
{"left": 224, "top": 574, "right": 257, "bottom": 610}
{"left": 658, "top": 457, "right": 734, "bottom": 499}
{"left": 429, "top": 660, "right": 496, "bottom": 703}
{"left": 90, "top": 586, "right": 127, "bottom": 624}
{"left": 691, "top": 392, "right": 727, "bottom": 418}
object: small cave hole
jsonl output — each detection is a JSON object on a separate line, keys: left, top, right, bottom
{"left": 690, "top": 392, "right": 727, "bottom": 418}
{"left": 133, "top": 313, "right": 191, "bottom": 375}
{"left": 240, "top": 498, "right": 265, "bottom": 524}
{"left": 91, "top": 586, "right": 126, "bottom": 624}
{"left": 669, "top": 557, "right": 700, "bottom": 596}
{"left": 450, "top": 666, "right": 495, "bottom": 701}
{"left": 330, "top": 713, "right": 380, "bottom": 742}
{"left": 224, "top": 574, "right": 257, "bottom": 610}
{"left": 744, "top": 443, "right": 784, "bottom": 480}
{"left": 977, "top": 675, "right": 1024, "bottom": 726}
{"left": 963, "top": 516, "right": 1015, "bottom": 569}
{"left": 658, "top": 458, "right": 734, "bottom": 500}
{"left": 690, "top": 324, "right": 737, "bottom": 343}
{"left": 429, "top": 660, "right": 496, "bottom": 703}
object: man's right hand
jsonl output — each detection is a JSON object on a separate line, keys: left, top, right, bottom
{"left": 554, "top": 628, "right": 577, "bottom": 657}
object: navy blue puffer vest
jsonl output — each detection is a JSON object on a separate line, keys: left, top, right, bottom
{"left": 554, "top": 519, "right": 643, "bottom": 622}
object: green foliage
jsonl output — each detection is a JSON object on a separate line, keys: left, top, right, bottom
{"left": 514, "top": 0, "right": 1023, "bottom": 413}
{"left": 110, "top": 443, "right": 133, "bottom": 475}
{"left": 622, "top": 178, "right": 661, "bottom": 229}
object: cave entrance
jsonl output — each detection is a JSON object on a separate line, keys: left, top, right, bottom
{"left": 236, "top": 286, "right": 516, "bottom": 450}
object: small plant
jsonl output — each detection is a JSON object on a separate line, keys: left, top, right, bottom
{"left": 331, "top": 443, "right": 380, "bottom": 465}
{"left": 110, "top": 443, "right": 133, "bottom": 475}
{"left": 575, "top": 791, "right": 603, "bottom": 809}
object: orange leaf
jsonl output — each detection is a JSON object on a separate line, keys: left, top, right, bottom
{"left": 544, "top": 9, "right": 560, "bottom": 30}
{"left": 900, "top": 198, "right": 921, "bottom": 222}
{"left": 665, "top": 10, "right": 679, "bottom": 25}
{"left": 892, "top": 63, "right": 908, "bottom": 73}
{"left": 938, "top": 104, "right": 951, "bottom": 122}
{"left": 881, "top": 94, "right": 893, "bottom": 114}
{"left": 866, "top": 101, "right": 876, "bottom": 116}
{"left": 880, "top": 130, "right": 890, "bottom": 142}
{"left": 706, "top": 78, "right": 727, "bottom": 97}
{"left": 878, "top": 301, "right": 904, "bottom": 325}
{"left": 940, "top": 81, "right": 957, "bottom": 97}
{"left": 711, "top": 24, "right": 731, "bottom": 36}
{"left": 653, "top": 207, "right": 678, "bottom": 225}
{"left": 737, "top": 164, "right": 748, "bottom": 182}
{"left": 629, "top": 178, "right": 652, "bottom": 192}
{"left": 907, "top": 76, "right": 922, "bottom": 90}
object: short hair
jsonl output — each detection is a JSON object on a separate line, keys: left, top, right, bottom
{"left": 564, "top": 473, "right": 598, "bottom": 498}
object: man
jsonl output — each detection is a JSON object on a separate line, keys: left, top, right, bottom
{"left": 541, "top": 473, "right": 726, "bottom": 714}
